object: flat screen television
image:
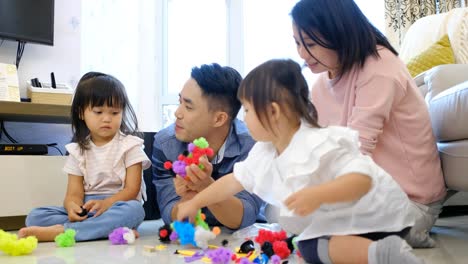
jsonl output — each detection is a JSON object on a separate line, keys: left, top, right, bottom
{"left": 0, "top": 0, "right": 55, "bottom": 46}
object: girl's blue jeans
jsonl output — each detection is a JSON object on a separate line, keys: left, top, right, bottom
{"left": 25, "top": 194, "right": 145, "bottom": 241}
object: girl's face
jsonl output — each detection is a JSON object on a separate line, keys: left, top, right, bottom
{"left": 292, "top": 23, "right": 340, "bottom": 78}
{"left": 241, "top": 100, "right": 273, "bottom": 142}
{"left": 82, "top": 104, "right": 122, "bottom": 145}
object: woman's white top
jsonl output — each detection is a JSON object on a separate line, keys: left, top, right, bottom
{"left": 233, "top": 122, "right": 417, "bottom": 241}
{"left": 64, "top": 132, "right": 151, "bottom": 201}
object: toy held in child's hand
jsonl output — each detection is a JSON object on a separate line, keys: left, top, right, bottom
{"left": 108, "top": 227, "right": 136, "bottom": 245}
{"left": 55, "top": 229, "right": 76, "bottom": 247}
{"left": 0, "top": 229, "right": 38, "bottom": 256}
{"left": 168, "top": 210, "right": 220, "bottom": 249}
{"left": 163, "top": 137, "right": 214, "bottom": 178}
{"left": 77, "top": 206, "right": 88, "bottom": 217}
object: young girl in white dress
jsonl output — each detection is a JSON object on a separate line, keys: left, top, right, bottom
{"left": 19, "top": 72, "right": 151, "bottom": 242}
{"left": 177, "top": 59, "right": 423, "bottom": 264}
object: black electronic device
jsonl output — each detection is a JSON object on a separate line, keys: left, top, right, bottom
{"left": 0, "top": 144, "right": 48, "bottom": 155}
{"left": 51, "top": 72, "right": 56, "bottom": 88}
{"left": 0, "top": 0, "right": 55, "bottom": 46}
{"left": 31, "top": 78, "right": 42, "bottom": 88}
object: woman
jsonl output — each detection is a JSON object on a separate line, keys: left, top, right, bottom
{"left": 291, "top": 0, "right": 446, "bottom": 248}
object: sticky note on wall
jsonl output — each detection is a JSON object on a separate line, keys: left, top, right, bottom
{"left": 0, "top": 63, "right": 20, "bottom": 102}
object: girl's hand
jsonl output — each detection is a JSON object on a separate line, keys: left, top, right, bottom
{"left": 66, "top": 201, "right": 88, "bottom": 222}
{"left": 176, "top": 200, "right": 199, "bottom": 223}
{"left": 83, "top": 199, "right": 113, "bottom": 217}
{"left": 284, "top": 186, "right": 322, "bottom": 217}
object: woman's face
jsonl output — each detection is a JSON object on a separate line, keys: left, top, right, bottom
{"left": 292, "top": 23, "right": 340, "bottom": 78}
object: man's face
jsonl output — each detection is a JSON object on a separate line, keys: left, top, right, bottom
{"left": 174, "top": 78, "right": 216, "bottom": 142}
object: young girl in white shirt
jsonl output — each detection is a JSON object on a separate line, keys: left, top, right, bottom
{"left": 19, "top": 72, "right": 151, "bottom": 242}
{"left": 177, "top": 59, "right": 423, "bottom": 264}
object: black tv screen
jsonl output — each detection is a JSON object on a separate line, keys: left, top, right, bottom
{"left": 0, "top": 0, "right": 54, "bottom": 46}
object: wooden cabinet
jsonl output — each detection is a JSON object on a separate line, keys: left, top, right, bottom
{"left": 0, "top": 101, "right": 70, "bottom": 123}
{"left": 0, "top": 102, "right": 70, "bottom": 230}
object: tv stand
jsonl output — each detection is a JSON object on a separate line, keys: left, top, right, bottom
{"left": 0, "top": 101, "right": 70, "bottom": 123}
{"left": 0, "top": 102, "right": 70, "bottom": 230}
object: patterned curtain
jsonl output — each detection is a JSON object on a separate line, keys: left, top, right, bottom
{"left": 385, "top": 0, "right": 467, "bottom": 51}
{"left": 439, "top": 0, "right": 467, "bottom": 12}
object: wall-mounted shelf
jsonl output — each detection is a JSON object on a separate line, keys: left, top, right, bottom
{"left": 0, "top": 101, "right": 71, "bottom": 124}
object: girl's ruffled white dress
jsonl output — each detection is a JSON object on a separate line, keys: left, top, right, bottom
{"left": 234, "top": 122, "right": 418, "bottom": 242}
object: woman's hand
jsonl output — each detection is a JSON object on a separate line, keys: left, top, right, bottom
{"left": 284, "top": 186, "right": 322, "bottom": 217}
{"left": 176, "top": 200, "right": 200, "bottom": 223}
{"left": 82, "top": 199, "right": 113, "bottom": 217}
{"left": 66, "top": 201, "right": 88, "bottom": 222}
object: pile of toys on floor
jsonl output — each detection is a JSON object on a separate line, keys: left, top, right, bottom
{"left": 1, "top": 214, "right": 298, "bottom": 264}
{"left": 156, "top": 212, "right": 298, "bottom": 264}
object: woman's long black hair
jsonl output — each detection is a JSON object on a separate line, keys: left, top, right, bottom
{"left": 291, "top": 0, "right": 397, "bottom": 80}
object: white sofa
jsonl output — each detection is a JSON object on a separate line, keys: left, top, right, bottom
{"left": 415, "top": 65, "right": 468, "bottom": 192}
{"left": 400, "top": 8, "right": 468, "bottom": 193}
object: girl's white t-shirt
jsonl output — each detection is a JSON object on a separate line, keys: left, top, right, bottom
{"left": 63, "top": 132, "right": 151, "bottom": 201}
{"left": 233, "top": 122, "right": 418, "bottom": 242}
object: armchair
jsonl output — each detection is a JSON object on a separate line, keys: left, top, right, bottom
{"left": 415, "top": 65, "right": 468, "bottom": 192}
{"left": 400, "top": 7, "right": 468, "bottom": 202}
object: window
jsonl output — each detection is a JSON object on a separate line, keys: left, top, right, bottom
{"left": 162, "top": 0, "right": 227, "bottom": 128}
{"left": 354, "top": 0, "right": 385, "bottom": 32}
{"left": 82, "top": 0, "right": 385, "bottom": 131}
{"left": 167, "top": 0, "right": 227, "bottom": 95}
{"left": 81, "top": 0, "right": 159, "bottom": 131}
{"left": 243, "top": 0, "right": 301, "bottom": 73}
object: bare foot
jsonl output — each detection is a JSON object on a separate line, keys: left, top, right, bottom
{"left": 18, "top": 225, "right": 65, "bottom": 242}
{"left": 133, "top": 229, "right": 140, "bottom": 239}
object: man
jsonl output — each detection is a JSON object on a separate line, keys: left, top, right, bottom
{"left": 152, "top": 63, "right": 265, "bottom": 229}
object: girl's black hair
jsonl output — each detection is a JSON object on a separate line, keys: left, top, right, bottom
{"left": 71, "top": 72, "right": 140, "bottom": 151}
{"left": 238, "top": 59, "right": 319, "bottom": 132}
{"left": 291, "top": 0, "right": 397, "bottom": 80}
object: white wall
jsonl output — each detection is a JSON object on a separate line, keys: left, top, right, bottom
{"left": 0, "top": 0, "right": 81, "bottom": 155}
{"left": 0, "top": 0, "right": 81, "bottom": 98}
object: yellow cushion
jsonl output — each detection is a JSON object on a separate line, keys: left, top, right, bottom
{"left": 406, "top": 35, "right": 455, "bottom": 77}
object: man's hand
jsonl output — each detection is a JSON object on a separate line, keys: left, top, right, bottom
{"left": 174, "top": 176, "right": 197, "bottom": 200}
{"left": 66, "top": 201, "right": 88, "bottom": 222}
{"left": 185, "top": 156, "right": 215, "bottom": 192}
{"left": 284, "top": 186, "right": 322, "bottom": 217}
{"left": 82, "top": 199, "right": 113, "bottom": 217}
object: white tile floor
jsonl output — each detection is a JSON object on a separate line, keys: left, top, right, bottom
{"left": 2, "top": 216, "right": 468, "bottom": 264}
